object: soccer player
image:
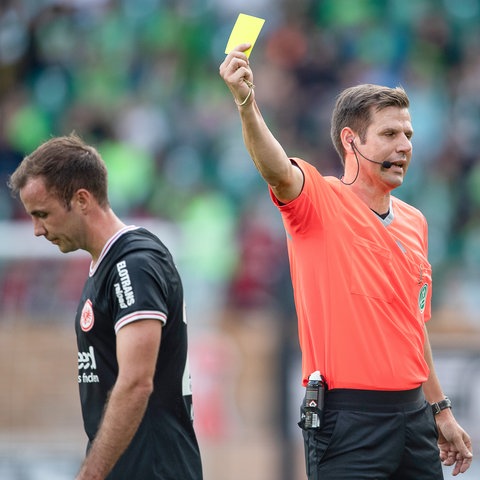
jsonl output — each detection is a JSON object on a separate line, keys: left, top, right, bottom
{"left": 220, "top": 44, "right": 473, "bottom": 479}
{"left": 8, "top": 134, "right": 203, "bottom": 480}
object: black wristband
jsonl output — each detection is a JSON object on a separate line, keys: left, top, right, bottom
{"left": 431, "top": 397, "right": 452, "bottom": 415}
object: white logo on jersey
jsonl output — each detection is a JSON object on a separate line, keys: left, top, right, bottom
{"left": 78, "top": 346, "right": 100, "bottom": 383}
{"left": 182, "top": 355, "right": 194, "bottom": 421}
{"left": 114, "top": 260, "right": 135, "bottom": 309}
{"left": 80, "top": 299, "right": 94, "bottom": 332}
{"left": 78, "top": 345, "right": 97, "bottom": 370}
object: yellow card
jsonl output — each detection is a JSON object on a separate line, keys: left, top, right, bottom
{"left": 225, "top": 13, "right": 265, "bottom": 58}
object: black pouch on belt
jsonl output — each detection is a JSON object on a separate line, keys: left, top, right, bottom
{"left": 298, "top": 371, "right": 327, "bottom": 430}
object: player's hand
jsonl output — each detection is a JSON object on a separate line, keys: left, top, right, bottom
{"left": 219, "top": 43, "right": 254, "bottom": 106}
{"left": 436, "top": 413, "right": 473, "bottom": 475}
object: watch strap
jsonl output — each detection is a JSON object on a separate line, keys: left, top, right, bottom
{"left": 431, "top": 396, "right": 452, "bottom": 415}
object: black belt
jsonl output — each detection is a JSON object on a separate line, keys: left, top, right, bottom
{"left": 324, "top": 386, "right": 424, "bottom": 413}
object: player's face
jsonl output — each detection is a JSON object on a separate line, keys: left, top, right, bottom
{"left": 20, "top": 176, "right": 85, "bottom": 253}
{"left": 360, "top": 106, "right": 413, "bottom": 189}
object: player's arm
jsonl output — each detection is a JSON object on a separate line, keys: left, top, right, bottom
{"left": 422, "top": 325, "right": 472, "bottom": 475}
{"left": 76, "top": 319, "right": 162, "bottom": 480}
{"left": 219, "top": 44, "right": 304, "bottom": 204}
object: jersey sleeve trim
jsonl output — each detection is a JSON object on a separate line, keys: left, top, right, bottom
{"left": 115, "top": 310, "right": 167, "bottom": 334}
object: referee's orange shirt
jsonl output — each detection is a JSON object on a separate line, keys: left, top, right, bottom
{"left": 270, "top": 159, "right": 432, "bottom": 391}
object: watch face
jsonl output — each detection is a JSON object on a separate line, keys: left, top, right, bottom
{"left": 432, "top": 398, "right": 451, "bottom": 415}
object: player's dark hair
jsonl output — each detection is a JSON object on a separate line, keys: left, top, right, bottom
{"left": 8, "top": 133, "right": 109, "bottom": 209}
{"left": 330, "top": 84, "right": 410, "bottom": 165}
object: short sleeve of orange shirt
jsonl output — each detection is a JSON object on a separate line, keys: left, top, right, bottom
{"left": 270, "top": 158, "right": 432, "bottom": 391}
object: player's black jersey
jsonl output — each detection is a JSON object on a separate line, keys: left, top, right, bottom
{"left": 75, "top": 226, "right": 202, "bottom": 479}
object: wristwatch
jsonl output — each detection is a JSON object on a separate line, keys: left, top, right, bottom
{"left": 431, "top": 397, "right": 452, "bottom": 415}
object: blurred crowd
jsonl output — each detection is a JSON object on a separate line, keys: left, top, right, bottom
{"left": 0, "top": 0, "right": 479, "bottom": 327}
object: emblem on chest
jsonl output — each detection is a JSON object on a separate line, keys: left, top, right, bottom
{"left": 418, "top": 284, "right": 428, "bottom": 313}
{"left": 80, "top": 299, "right": 95, "bottom": 332}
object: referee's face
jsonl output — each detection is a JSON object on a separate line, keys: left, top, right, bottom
{"left": 20, "top": 176, "right": 85, "bottom": 254}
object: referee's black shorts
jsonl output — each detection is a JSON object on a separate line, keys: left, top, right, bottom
{"left": 300, "top": 387, "right": 444, "bottom": 480}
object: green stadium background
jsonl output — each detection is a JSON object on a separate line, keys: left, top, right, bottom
{"left": 0, "top": 0, "right": 479, "bottom": 478}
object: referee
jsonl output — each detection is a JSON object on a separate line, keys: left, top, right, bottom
{"left": 9, "top": 134, "right": 203, "bottom": 480}
{"left": 220, "top": 44, "right": 473, "bottom": 479}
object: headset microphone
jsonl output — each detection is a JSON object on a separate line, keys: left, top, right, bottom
{"left": 350, "top": 140, "right": 392, "bottom": 169}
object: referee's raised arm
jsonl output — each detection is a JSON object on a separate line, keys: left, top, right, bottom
{"left": 219, "top": 43, "right": 304, "bottom": 204}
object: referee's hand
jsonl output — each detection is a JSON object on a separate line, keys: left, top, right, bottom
{"left": 219, "top": 44, "right": 254, "bottom": 107}
{"left": 436, "top": 413, "right": 473, "bottom": 475}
